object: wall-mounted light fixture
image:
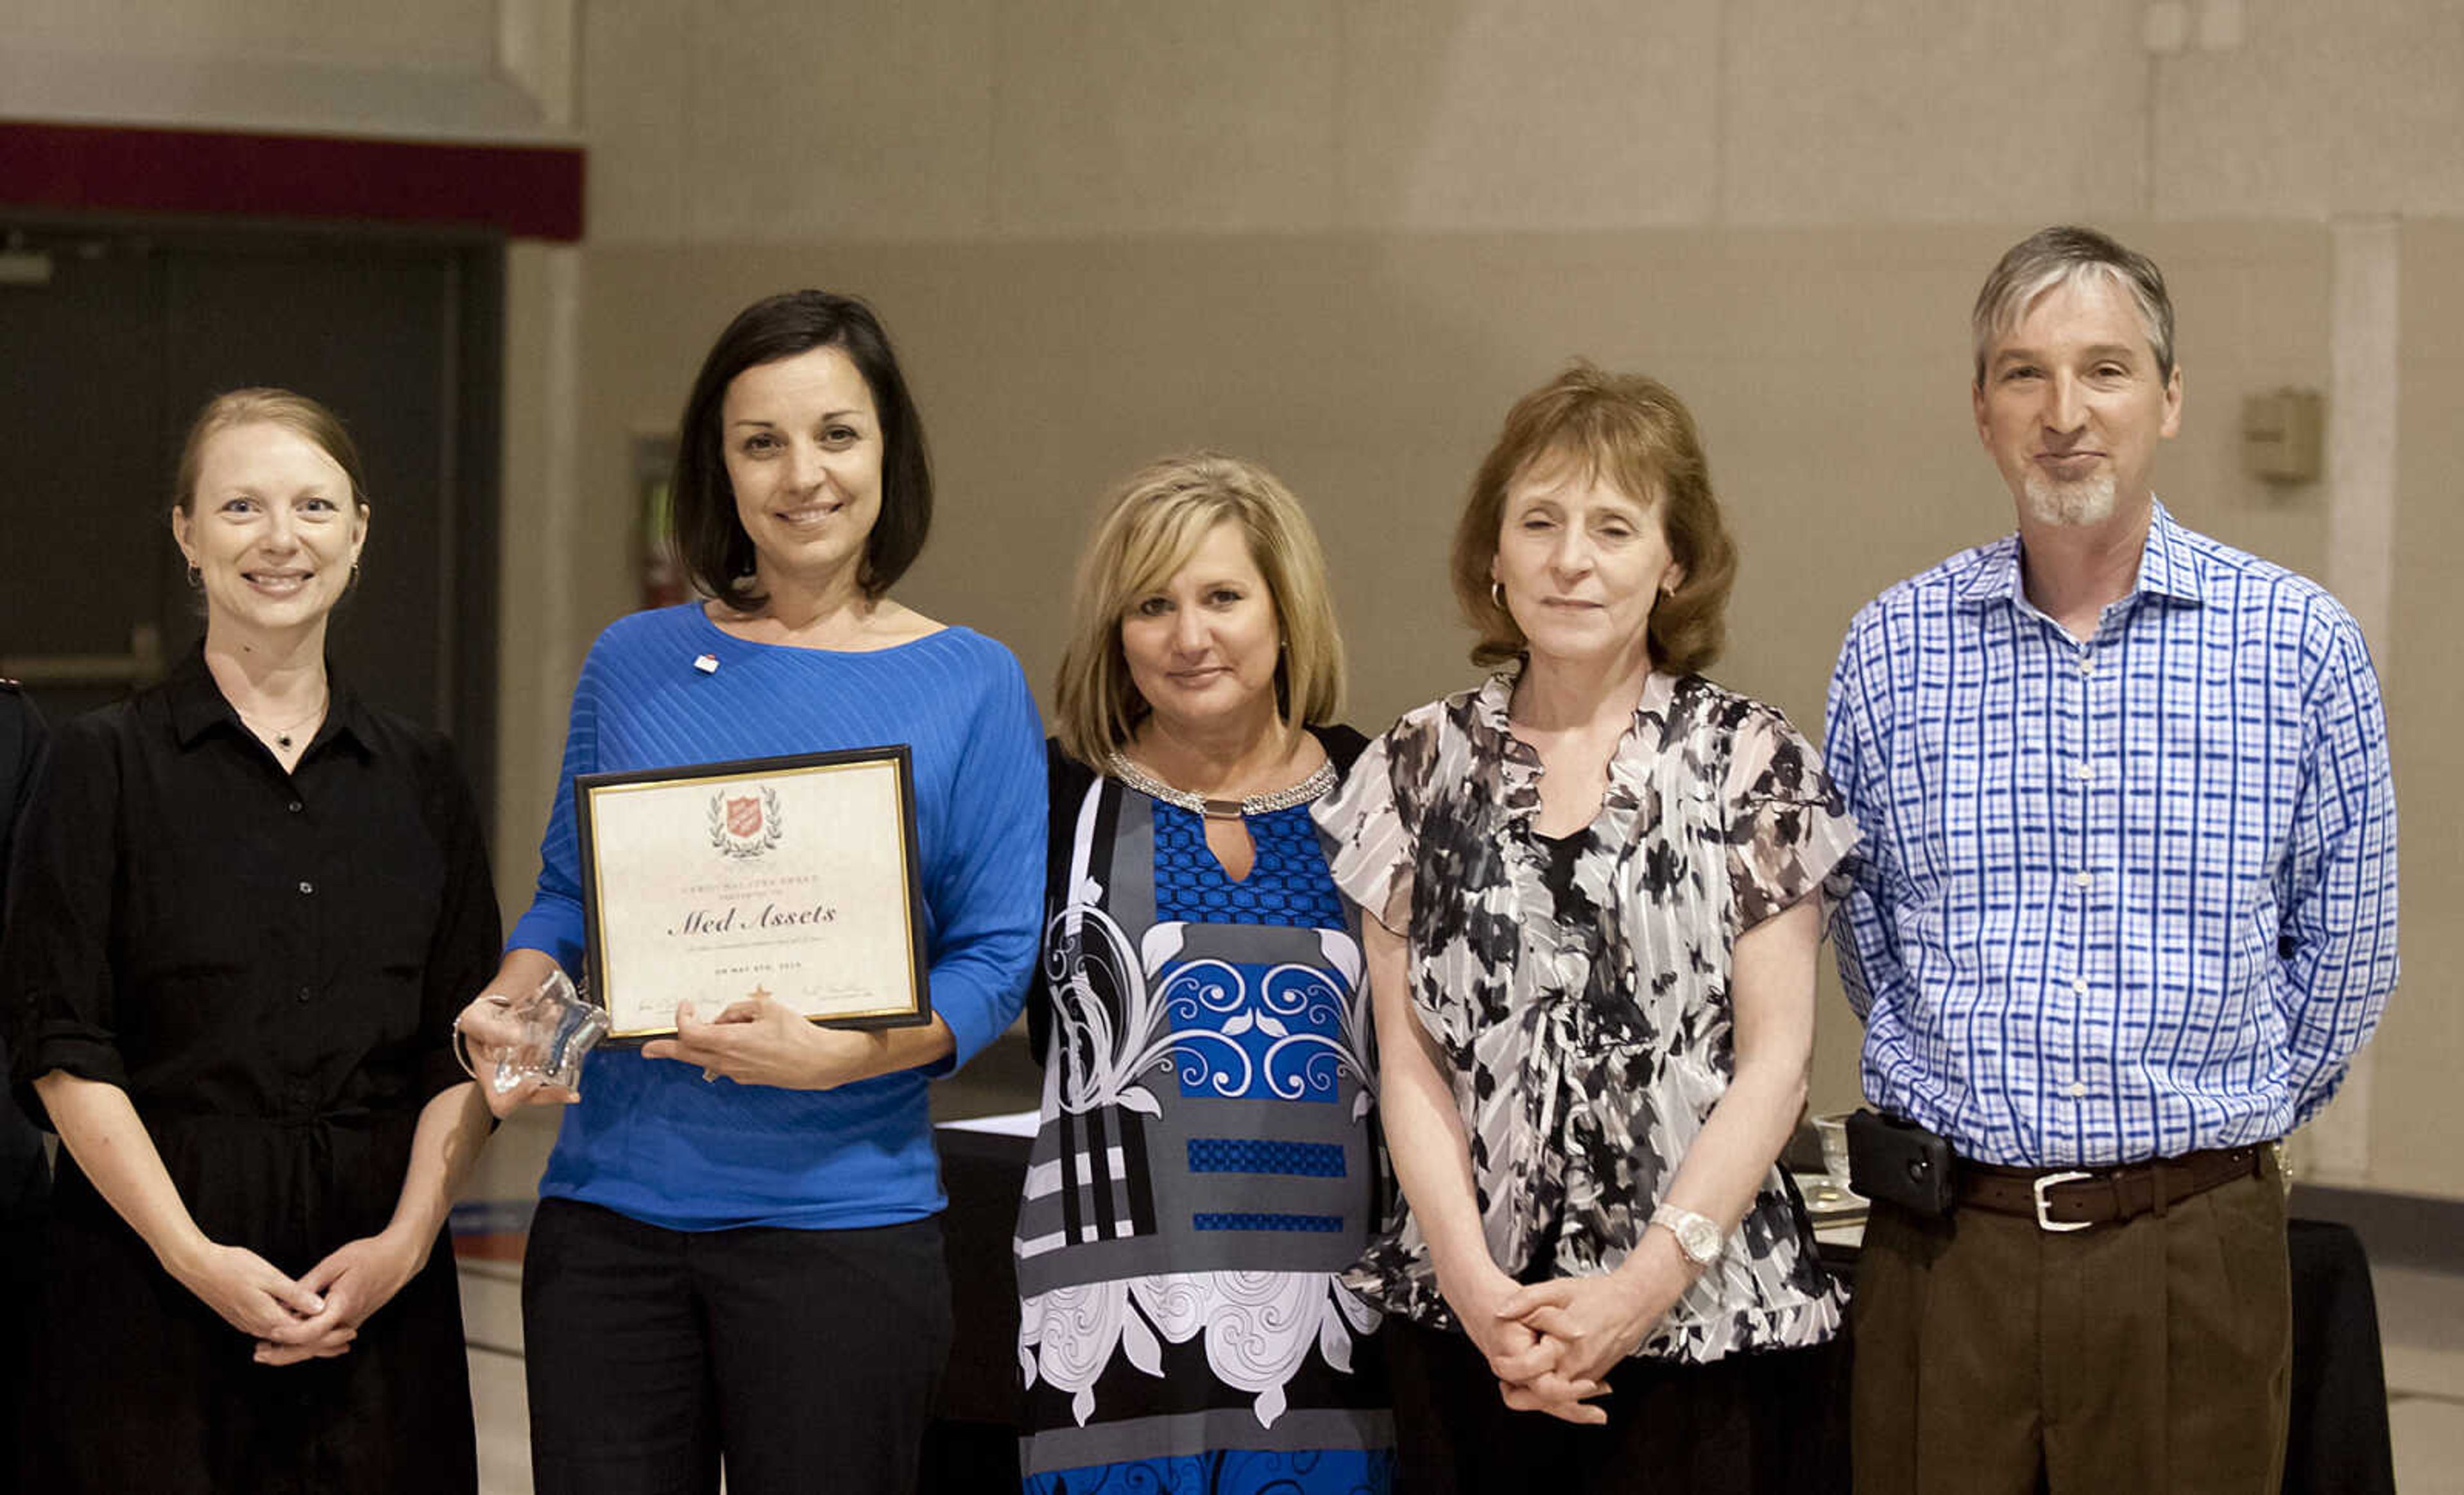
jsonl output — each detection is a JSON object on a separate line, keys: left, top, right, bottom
{"left": 2241, "top": 388, "right": 2323, "bottom": 484}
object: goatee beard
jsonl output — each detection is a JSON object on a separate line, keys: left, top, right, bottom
{"left": 2022, "top": 468, "right": 2118, "bottom": 527}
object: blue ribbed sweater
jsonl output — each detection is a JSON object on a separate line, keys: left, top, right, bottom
{"left": 509, "top": 604, "right": 1045, "bottom": 1230}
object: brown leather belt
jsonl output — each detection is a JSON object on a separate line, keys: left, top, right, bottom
{"left": 1956, "top": 1145, "right": 2265, "bottom": 1232}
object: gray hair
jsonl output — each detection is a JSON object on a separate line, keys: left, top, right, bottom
{"left": 1971, "top": 225, "right": 2175, "bottom": 386}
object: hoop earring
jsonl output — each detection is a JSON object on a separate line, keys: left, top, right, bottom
{"left": 1490, "top": 581, "right": 1507, "bottom": 610}
{"left": 185, "top": 563, "right": 202, "bottom": 590}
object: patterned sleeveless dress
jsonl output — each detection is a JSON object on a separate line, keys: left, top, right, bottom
{"left": 1016, "top": 735, "right": 1394, "bottom": 1494}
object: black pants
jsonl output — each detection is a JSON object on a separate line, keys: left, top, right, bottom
{"left": 0, "top": 1168, "right": 44, "bottom": 1495}
{"left": 1385, "top": 1318, "right": 1847, "bottom": 1495}
{"left": 522, "top": 1197, "right": 953, "bottom": 1495}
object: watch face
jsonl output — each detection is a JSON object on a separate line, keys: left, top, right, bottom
{"left": 1676, "top": 1216, "right": 1720, "bottom": 1262}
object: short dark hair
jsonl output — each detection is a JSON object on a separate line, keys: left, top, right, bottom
{"left": 670, "top": 290, "right": 932, "bottom": 610}
{"left": 1451, "top": 363, "right": 1737, "bottom": 675}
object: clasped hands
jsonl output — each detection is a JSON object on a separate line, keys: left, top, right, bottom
{"left": 163, "top": 1227, "right": 429, "bottom": 1369}
{"left": 1451, "top": 1250, "right": 1693, "bottom": 1425}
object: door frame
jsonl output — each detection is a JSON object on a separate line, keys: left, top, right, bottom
{"left": 0, "top": 210, "right": 505, "bottom": 819}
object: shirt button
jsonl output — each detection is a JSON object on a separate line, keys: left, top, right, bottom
{"left": 2072, "top": 869, "right": 2093, "bottom": 890}
{"left": 2067, "top": 1082, "right": 2090, "bottom": 1098}
{"left": 2073, "top": 762, "right": 2094, "bottom": 782}
{"left": 2080, "top": 656, "right": 2099, "bottom": 675}
{"left": 298, "top": 880, "right": 314, "bottom": 895}
{"left": 296, "top": 986, "right": 313, "bottom": 1004}
{"left": 287, "top": 800, "right": 304, "bottom": 814}
{"left": 2070, "top": 977, "right": 2089, "bottom": 998}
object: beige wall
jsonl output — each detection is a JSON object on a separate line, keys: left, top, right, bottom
{"left": 0, "top": 0, "right": 568, "bottom": 139}
{"left": 578, "top": 0, "right": 2464, "bottom": 244}
{"left": 8, "top": 0, "right": 2455, "bottom": 1193}
{"left": 569, "top": 223, "right": 2337, "bottom": 727}
{"left": 7, "top": 0, "right": 497, "bottom": 69}
{"left": 540, "top": 0, "right": 2459, "bottom": 1193}
{"left": 2375, "top": 219, "right": 2464, "bottom": 1199}
{"left": 561, "top": 222, "right": 2348, "bottom": 1147}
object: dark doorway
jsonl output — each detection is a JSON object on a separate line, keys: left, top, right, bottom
{"left": 0, "top": 218, "right": 502, "bottom": 813}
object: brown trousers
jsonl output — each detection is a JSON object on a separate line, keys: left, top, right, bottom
{"left": 1851, "top": 1154, "right": 2290, "bottom": 1495}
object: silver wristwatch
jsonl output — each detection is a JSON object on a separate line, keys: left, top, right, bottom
{"left": 1650, "top": 1202, "right": 1722, "bottom": 1267}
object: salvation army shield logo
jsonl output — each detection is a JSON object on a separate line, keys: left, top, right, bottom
{"left": 708, "top": 784, "right": 785, "bottom": 859}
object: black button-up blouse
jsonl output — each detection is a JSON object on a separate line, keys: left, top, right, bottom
{"left": 3, "top": 649, "right": 499, "bottom": 1261}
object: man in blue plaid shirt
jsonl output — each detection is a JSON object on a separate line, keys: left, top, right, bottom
{"left": 1825, "top": 225, "right": 2399, "bottom": 1495}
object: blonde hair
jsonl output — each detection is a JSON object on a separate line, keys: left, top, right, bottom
{"left": 1451, "top": 363, "right": 1737, "bottom": 674}
{"left": 1053, "top": 452, "right": 1346, "bottom": 767}
{"left": 174, "top": 388, "right": 368, "bottom": 517}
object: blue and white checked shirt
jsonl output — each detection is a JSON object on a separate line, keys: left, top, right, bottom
{"left": 1825, "top": 501, "right": 2399, "bottom": 1168}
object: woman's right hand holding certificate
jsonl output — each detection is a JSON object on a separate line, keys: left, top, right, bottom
{"left": 642, "top": 996, "right": 958, "bottom": 1091}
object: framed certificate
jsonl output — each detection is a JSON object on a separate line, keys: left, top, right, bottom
{"left": 573, "top": 747, "right": 931, "bottom": 1039}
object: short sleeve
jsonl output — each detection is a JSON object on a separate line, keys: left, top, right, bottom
{"left": 1723, "top": 708, "right": 1859, "bottom": 932}
{"left": 1312, "top": 726, "right": 1416, "bottom": 933}
{"left": 5, "top": 714, "right": 129, "bottom": 1122}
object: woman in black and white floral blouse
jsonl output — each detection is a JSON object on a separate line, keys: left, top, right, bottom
{"left": 1314, "top": 364, "right": 1856, "bottom": 1493}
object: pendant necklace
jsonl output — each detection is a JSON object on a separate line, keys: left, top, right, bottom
{"left": 238, "top": 691, "right": 329, "bottom": 754}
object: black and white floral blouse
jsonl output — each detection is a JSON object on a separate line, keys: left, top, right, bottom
{"left": 1313, "top": 665, "right": 1856, "bottom": 1363}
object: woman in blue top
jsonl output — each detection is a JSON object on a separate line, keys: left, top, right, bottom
{"left": 455, "top": 290, "right": 1044, "bottom": 1495}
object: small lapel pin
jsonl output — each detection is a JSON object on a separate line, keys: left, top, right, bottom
{"left": 693, "top": 653, "right": 719, "bottom": 674}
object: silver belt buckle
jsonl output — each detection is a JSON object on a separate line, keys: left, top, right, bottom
{"left": 2033, "top": 1170, "right": 2095, "bottom": 1233}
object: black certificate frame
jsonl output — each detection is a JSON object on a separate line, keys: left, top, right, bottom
{"left": 574, "top": 745, "right": 932, "bottom": 1040}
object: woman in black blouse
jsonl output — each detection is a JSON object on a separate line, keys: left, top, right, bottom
{"left": 4, "top": 389, "right": 500, "bottom": 1493}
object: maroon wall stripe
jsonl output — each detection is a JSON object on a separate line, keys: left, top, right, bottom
{"left": 0, "top": 119, "right": 585, "bottom": 241}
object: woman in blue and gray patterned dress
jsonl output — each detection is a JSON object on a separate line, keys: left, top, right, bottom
{"left": 1313, "top": 365, "right": 1856, "bottom": 1493}
{"left": 1017, "top": 453, "right": 1393, "bottom": 1493}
